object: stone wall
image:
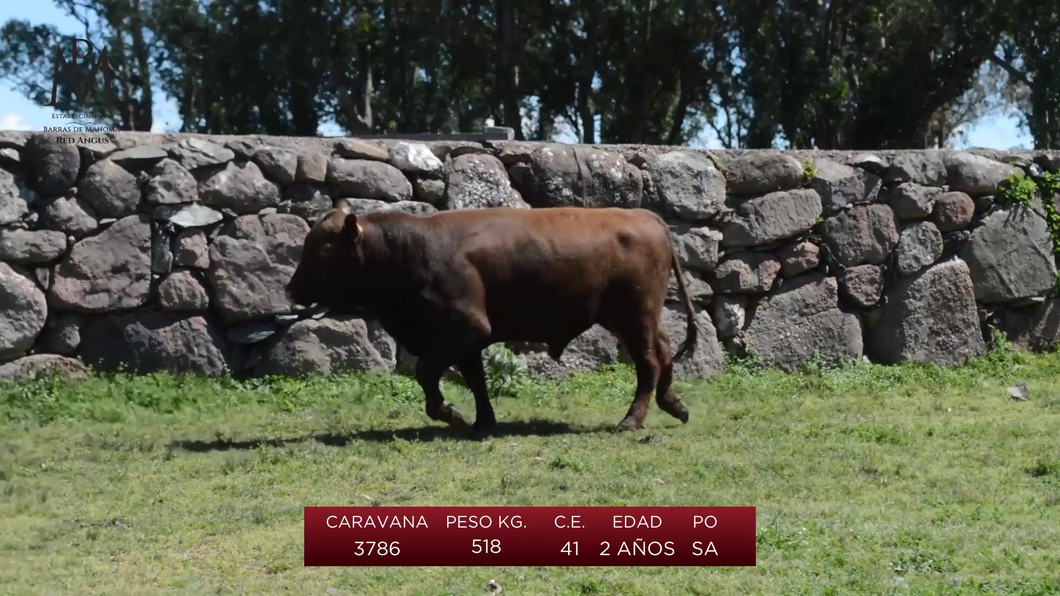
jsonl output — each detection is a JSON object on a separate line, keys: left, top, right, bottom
{"left": 2, "top": 129, "right": 1060, "bottom": 382}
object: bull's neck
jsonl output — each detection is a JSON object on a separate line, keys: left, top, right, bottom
{"left": 356, "top": 217, "right": 428, "bottom": 313}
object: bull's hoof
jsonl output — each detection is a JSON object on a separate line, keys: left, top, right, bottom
{"left": 661, "top": 401, "right": 690, "bottom": 424}
{"left": 430, "top": 405, "right": 469, "bottom": 429}
{"left": 470, "top": 418, "right": 497, "bottom": 440}
{"left": 616, "top": 417, "right": 643, "bottom": 432}
{"left": 448, "top": 412, "right": 470, "bottom": 429}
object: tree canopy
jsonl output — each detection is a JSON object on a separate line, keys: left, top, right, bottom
{"left": 1, "top": 0, "right": 1053, "bottom": 149}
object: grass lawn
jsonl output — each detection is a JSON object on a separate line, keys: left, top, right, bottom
{"left": 2, "top": 344, "right": 1060, "bottom": 595}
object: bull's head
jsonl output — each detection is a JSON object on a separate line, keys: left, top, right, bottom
{"left": 285, "top": 202, "right": 367, "bottom": 310}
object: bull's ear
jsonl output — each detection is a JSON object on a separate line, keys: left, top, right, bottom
{"left": 344, "top": 213, "right": 363, "bottom": 242}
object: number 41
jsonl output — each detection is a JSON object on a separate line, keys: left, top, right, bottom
{"left": 561, "top": 541, "right": 579, "bottom": 555}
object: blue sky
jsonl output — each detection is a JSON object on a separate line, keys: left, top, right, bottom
{"left": 0, "top": 3, "right": 1034, "bottom": 150}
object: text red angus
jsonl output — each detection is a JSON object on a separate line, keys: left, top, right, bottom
{"left": 304, "top": 507, "right": 755, "bottom": 566}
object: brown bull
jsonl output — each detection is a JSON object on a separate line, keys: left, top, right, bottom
{"left": 285, "top": 203, "right": 698, "bottom": 436}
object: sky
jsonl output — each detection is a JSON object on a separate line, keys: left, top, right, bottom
{"left": 0, "top": 3, "right": 1035, "bottom": 150}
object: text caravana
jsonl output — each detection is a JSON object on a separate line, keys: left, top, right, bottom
{"left": 326, "top": 514, "right": 429, "bottom": 529}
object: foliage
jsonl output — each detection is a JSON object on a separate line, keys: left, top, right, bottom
{"left": 0, "top": 0, "right": 1045, "bottom": 149}
{"left": 801, "top": 159, "right": 819, "bottom": 183}
{"left": 482, "top": 344, "right": 528, "bottom": 398}
{"left": 996, "top": 174, "right": 1038, "bottom": 207}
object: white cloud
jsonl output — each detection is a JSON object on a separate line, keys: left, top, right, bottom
{"left": 0, "top": 112, "right": 32, "bottom": 131}
{"left": 150, "top": 119, "right": 167, "bottom": 133}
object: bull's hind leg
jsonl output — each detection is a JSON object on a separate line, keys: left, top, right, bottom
{"left": 654, "top": 330, "right": 689, "bottom": 424}
{"left": 415, "top": 357, "right": 468, "bottom": 428}
{"left": 612, "top": 317, "right": 661, "bottom": 432}
{"left": 457, "top": 354, "right": 497, "bottom": 438}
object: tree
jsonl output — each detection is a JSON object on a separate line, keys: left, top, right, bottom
{"left": 993, "top": 0, "right": 1060, "bottom": 149}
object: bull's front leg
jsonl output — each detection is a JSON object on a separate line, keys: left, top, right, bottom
{"left": 457, "top": 353, "right": 496, "bottom": 439}
{"left": 414, "top": 357, "right": 468, "bottom": 428}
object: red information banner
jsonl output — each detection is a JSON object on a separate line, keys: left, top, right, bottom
{"left": 304, "top": 506, "right": 755, "bottom": 566}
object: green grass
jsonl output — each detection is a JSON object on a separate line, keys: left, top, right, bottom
{"left": 3, "top": 343, "right": 1060, "bottom": 595}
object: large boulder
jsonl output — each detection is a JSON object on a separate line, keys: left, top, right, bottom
{"left": 207, "top": 214, "right": 308, "bottom": 324}
{"left": 959, "top": 206, "right": 1057, "bottom": 304}
{"left": 168, "top": 138, "right": 235, "bottom": 170}
{"left": 944, "top": 152, "right": 1023, "bottom": 195}
{"left": 278, "top": 183, "right": 332, "bottom": 222}
{"left": 712, "top": 252, "right": 781, "bottom": 294}
{"left": 0, "top": 167, "right": 37, "bottom": 225}
{"left": 413, "top": 177, "right": 446, "bottom": 205}
{"left": 144, "top": 158, "right": 198, "bottom": 205}
{"left": 0, "top": 262, "right": 47, "bottom": 360}
{"left": 516, "top": 144, "right": 643, "bottom": 209}
{"left": 932, "top": 191, "right": 975, "bottom": 232}
{"left": 712, "top": 295, "right": 747, "bottom": 339}
{"left": 721, "top": 189, "right": 822, "bottom": 247}
{"left": 658, "top": 306, "right": 725, "bottom": 380}
{"left": 776, "top": 241, "right": 820, "bottom": 277}
{"left": 158, "top": 270, "right": 210, "bottom": 311}
{"left": 819, "top": 204, "right": 899, "bottom": 267}
{"left": 666, "top": 272, "right": 714, "bottom": 306}
{"left": 48, "top": 214, "right": 152, "bottom": 313}
{"left": 334, "top": 198, "right": 437, "bottom": 216}
{"left": 809, "top": 159, "right": 882, "bottom": 209}
{"left": 837, "top": 264, "right": 883, "bottom": 308}
{"left": 0, "top": 229, "right": 67, "bottom": 265}
{"left": 39, "top": 195, "right": 99, "bottom": 237}
{"left": 199, "top": 160, "right": 282, "bottom": 214}
{"left": 0, "top": 354, "right": 88, "bottom": 382}
{"left": 615, "top": 306, "right": 725, "bottom": 380}
{"left": 885, "top": 183, "right": 941, "bottom": 221}
{"left": 151, "top": 203, "right": 223, "bottom": 228}
{"left": 644, "top": 151, "right": 726, "bottom": 221}
{"left": 742, "top": 273, "right": 863, "bottom": 370}
{"left": 24, "top": 134, "right": 80, "bottom": 196}
{"left": 173, "top": 229, "right": 210, "bottom": 269}
{"left": 883, "top": 152, "right": 947, "bottom": 186}
{"left": 326, "top": 158, "right": 412, "bottom": 201}
{"left": 335, "top": 140, "right": 389, "bottom": 161}
{"left": 79, "top": 159, "right": 141, "bottom": 217}
{"left": 509, "top": 325, "right": 620, "bottom": 380}
{"left": 37, "top": 314, "right": 82, "bottom": 355}
{"left": 895, "top": 221, "right": 943, "bottom": 276}
{"left": 108, "top": 145, "right": 168, "bottom": 168}
{"left": 444, "top": 154, "right": 529, "bottom": 209}
{"left": 79, "top": 313, "right": 233, "bottom": 376}
{"left": 995, "top": 299, "right": 1060, "bottom": 352}
{"left": 389, "top": 142, "right": 443, "bottom": 176}
{"left": 723, "top": 153, "right": 804, "bottom": 196}
{"left": 671, "top": 225, "right": 722, "bottom": 273}
{"left": 296, "top": 151, "right": 328, "bottom": 183}
{"left": 252, "top": 147, "right": 298, "bottom": 185}
{"left": 869, "top": 259, "right": 984, "bottom": 365}
{"left": 254, "top": 316, "right": 395, "bottom": 376}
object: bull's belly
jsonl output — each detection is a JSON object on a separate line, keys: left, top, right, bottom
{"left": 483, "top": 296, "right": 598, "bottom": 343}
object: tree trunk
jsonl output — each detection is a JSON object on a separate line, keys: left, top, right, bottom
{"left": 496, "top": 0, "right": 522, "bottom": 138}
{"left": 130, "top": 0, "right": 153, "bottom": 132}
{"left": 577, "top": 7, "right": 596, "bottom": 144}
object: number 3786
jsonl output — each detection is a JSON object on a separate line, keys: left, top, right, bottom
{"left": 353, "top": 541, "right": 400, "bottom": 556}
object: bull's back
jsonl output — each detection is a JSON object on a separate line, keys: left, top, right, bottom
{"left": 417, "top": 207, "right": 671, "bottom": 339}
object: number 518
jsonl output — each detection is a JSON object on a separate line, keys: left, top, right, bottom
{"left": 472, "top": 539, "right": 501, "bottom": 554}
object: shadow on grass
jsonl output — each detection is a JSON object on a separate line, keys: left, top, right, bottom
{"left": 169, "top": 419, "right": 613, "bottom": 453}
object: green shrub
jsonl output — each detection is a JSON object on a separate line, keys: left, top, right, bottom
{"left": 996, "top": 174, "right": 1037, "bottom": 207}
{"left": 483, "top": 344, "right": 528, "bottom": 397}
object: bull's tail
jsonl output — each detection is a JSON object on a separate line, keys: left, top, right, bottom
{"left": 669, "top": 240, "right": 699, "bottom": 361}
